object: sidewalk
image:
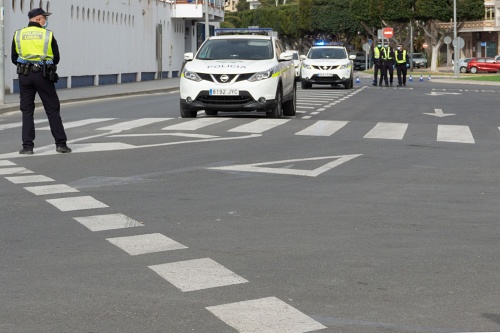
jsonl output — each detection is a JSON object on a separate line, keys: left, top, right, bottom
{"left": 0, "top": 77, "right": 181, "bottom": 115}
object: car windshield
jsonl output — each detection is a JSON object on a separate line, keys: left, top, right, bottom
{"left": 196, "top": 39, "right": 274, "bottom": 60}
{"left": 413, "top": 54, "right": 423, "bottom": 58}
{"left": 292, "top": 53, "right": 299, "bottom": 60}
{"left": 309, "top": 48, "right": 346, "bottom": 59}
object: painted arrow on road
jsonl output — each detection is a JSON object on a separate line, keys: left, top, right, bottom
{"left": 208, "top": 154, "right": 362, "bottom": 177}
{"left": 423, "top": 108, "right": 455, "bottom": 117}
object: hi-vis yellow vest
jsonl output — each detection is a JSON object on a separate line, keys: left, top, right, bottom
{"left": 373, "top": 47, "right": 381, "bottom": 59}
{"left": 14, "top": 26, "right": 54, "bottom": 62}
{"left": 395, "top": 50, "right": 407, "bottom": 64}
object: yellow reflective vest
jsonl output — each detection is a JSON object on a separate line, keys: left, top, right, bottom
{"left": 394, "top": 50, "right": 407, "bottom": 64}
{"left": 373, "top": 47, "right": 381, "bottom": 59}
{"left": 14, "top": 26, "right": 54, "bottom": 62}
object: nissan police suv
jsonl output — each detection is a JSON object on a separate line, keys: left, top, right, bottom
{"left": 300, "top": 45, "right": 356, "bottom": 89}
{"left": 180, "top": 29, "right": 296, "bottom": 118}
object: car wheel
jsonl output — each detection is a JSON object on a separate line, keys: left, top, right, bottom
{"left": 205, "top": 110, "right": 218, "bottom": 116}
{"left": 180, "top": 102, "right": 197, "bottom": 118}
{"left": 283, "top": 82, "right": 296, "bottom": 116}
{"left": 344, "top": 77, "right": 353, "bottom": 89}
{"left": 470, "top": 67, "right": 478, "bottom": 74}
{"left": 460, "top": 66, "right": 467, "bottom": 73}
{"left": 267, "top": 86, "right": 283, "bottom": 118}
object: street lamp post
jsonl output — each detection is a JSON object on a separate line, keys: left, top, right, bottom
{"left": 453, "top": 0, "right": 459, "bottom": 77}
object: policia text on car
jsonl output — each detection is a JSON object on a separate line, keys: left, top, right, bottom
{"left": 11, "top": 7, "right": 71, "bottom": 155}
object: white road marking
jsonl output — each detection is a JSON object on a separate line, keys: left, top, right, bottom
{"left": 108, "top": 132, "right": 219, "bottom": 139}
{"left": 73, "top": 213, "right": 144, "bottom": 231}
{"left": 301, "top": 116, "right": 312, "bottom": 119}
{"left": 437, "top": 125, "right": 475, "bottom": 144}
{"left": 148, "top": 258, "right": 248, "bottom": 292}
{"left": 95, "top": 118, "right": 173, "bottom": 131}
{"left": 208, "top": 154, "right": 361, "bottom": 177}
{"left": 295, "top": 120, "right": 348, "bottom": 136}
{"left": 23, "top": 184, "right": 79, "bottom": 196}
{"left": 364, "top": 122, "right": 408, "bottom": 140}
{"left": 206, "top": 297, "right": 327, "bottom": 333}
{"left": 0, "top": 161, "right": 17, "bottom": 167}
{"left": 5, "top": 175, "right": 55, "bottom": 184}
{"left": 162, "top": 118, "right": 229, "bottom": 131}
{"left": 228, "top": 119, "right": 289, "bottom": 133}
{"left": 39, "top": 118, "right": 115, "bottom": 130}
{"left": 423, "top": 108, "right": 455, "bottom": 117}
{"left": 295, "top": 105, "right": 315, "bottom": 109}
{"left": 0, "top": 119, "right": 48, "bottom": 130}
{"left": 0, "top": 167, "right": 34, "bottom": 175}
{"left": 106, "top": 233, "right": 188, "bottom": 255}
{"left": 46, "top": 196, "right": 109, "bottom": 211}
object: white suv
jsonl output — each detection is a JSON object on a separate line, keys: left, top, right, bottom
{"left": 300, "top": 46, "right": 356, "bottom": 89}
{"left": 180, "top": 32, "right": 296, "bottom": 118}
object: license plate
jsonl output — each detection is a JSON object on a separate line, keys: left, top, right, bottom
{"left": 210, "top": 88, "right": 239, "bottom": 96}
{"left": 318, "top": 73, "right": 333, "bottom": 77}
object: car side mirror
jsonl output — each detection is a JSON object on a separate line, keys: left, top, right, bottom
{"left": 279, "top": 52, "right": 293, "bottom": 61}
{"left": 184, "top": 52, "right": 194, "bottom": 61}
{"left": 349, "top": 55, "right": 357, "bottom": 60}
{"left": 300, "top": 55, "right": 306, "bottom": 61}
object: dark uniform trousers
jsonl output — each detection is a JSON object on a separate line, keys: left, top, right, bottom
{"left": 379, "top": 60, "right": 389, "bottom": 86}
{"left": 386, "top": 60, "right": 394, "bottom": 84}
{"left": 19, "top": 70, "right": 67, "bottom": 149}
{"left": 396, "top": 63, "right": 408, "bottom": 85}
{"left": 373, "top": 59, "right": 381, "bottom": 85}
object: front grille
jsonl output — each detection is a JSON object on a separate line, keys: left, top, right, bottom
{"left": 312, "top": 65, "right": 339, "bottom": 70}
{"left": 196, "top": 94, "right": 254, "bottom": 105}
{"left": 311, "top": 74, "right": 341, "bottom": 81}
{"left": 196, "top": 73, "right": 254, "bottom": 83}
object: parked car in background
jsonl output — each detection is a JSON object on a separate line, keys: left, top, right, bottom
{"left": 457, "top": 58, "right": 472, "bottom": 73}
{"left": 466, "top": 57, "right": 500, "bottom": 73}
{"left": 350, "top": 52, "right": 366, "bottom": 70}
{"left": 495, "top": 55, "right": 500, "bottom": 62}
{"left": 412, "top": 53, "right": 428, "bottom": 68}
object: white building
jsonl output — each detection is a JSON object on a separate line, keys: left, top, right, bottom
{"left": 4, "top": 0, "right": 224, "bottom": 93}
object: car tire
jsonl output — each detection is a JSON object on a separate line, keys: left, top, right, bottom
{"left": 470, "top": 67, "right": 478, "bottom": 74}
{"left": 180, "top": 103, "right": 197, "bottom": 118}
{"left": 283, "top": 83, "right": 296, "bottom": 117}
{"left": 267, "top": 86, "right": 283, "bottom": 118}
{"left": 344, "top": 77, "right": 353, "bottom": 89}
{"left": 205, "top": 110, "right": 218, "bottom": 116}
{"left": 460, "top": 66, "right": 467, "bottom": 73}
{"left": 301, "top": 81, "right": 311, "bottom": 89}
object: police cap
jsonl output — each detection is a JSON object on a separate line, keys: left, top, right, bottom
{"left": 28, "top": 8, "right": 51, "bottom": 19}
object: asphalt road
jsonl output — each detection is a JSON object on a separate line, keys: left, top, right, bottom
{"left": 1, "top": 81, "right": 500, "bottom": 332}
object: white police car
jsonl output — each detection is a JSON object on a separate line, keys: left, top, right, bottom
{"left": 300, "top": 44, "right": 356, "bottom": 89}
{"left": 180, "top": 29, "right": 296, "bottom": 118}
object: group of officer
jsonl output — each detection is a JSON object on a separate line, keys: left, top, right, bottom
{"left": 371, "top": 40, "right": 409, "bottom": 88}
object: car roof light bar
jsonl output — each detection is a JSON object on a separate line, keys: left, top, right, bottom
{"left": 214, "top": 28, "right": 276, "bottom": 37}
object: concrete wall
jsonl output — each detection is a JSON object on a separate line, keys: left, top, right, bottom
{"left": 5, "top": 0, "right": 218, "bottom": 92}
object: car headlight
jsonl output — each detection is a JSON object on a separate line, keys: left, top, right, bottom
{"left": 183, "top": 70, "right": 202, "bottom": 82}
{"left": 303, "top": 63, "right": 312, "bottom": 70}
{"left": 339, "top": 63, "right": 350, "bottom": 69}
{"left": 248, "top": 68, "right": 274, "bottom": 82}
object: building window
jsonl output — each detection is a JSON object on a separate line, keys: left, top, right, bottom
{"left": 485, "top": 6, "right": 494, "bottom": 20}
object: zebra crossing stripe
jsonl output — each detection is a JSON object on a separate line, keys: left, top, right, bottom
{"left": 0, "top": 167, "right": 34, "bottom": 175}
{"left": 46, "top": 196, "right": 109, "bottom": 212}
{"left": 39, "top": 118, "right": 116, "bottom": 130}
{"left": 106, "top": 233, "right": 187, "bottom": 255}
{"left": 437, "top": 125, "right": 475, "bottom": 144}
{"left": 295, "top": 120, "right": 348, "bottom": 136}
{"left": 73, "top": 213, "right": 144, "bottom": 231}
{"left": 5, "top": 175, "right": 55, "bottom": 184}
{"left": 24, "top": 184, "right": 79, "bottom": 196}
{"left": 95, "top": 118, "right": 173, "bottom": 131}
{"left": 148, "top": 258, "right": 248, "bottom": 292}
{"left": 162, "top": 118, "right": 229, "bottom": 131}
{"left": 0, "top": 119, "right": 48, "bottom": 131}
{"left": 206, "top": 297, "right": 327, "bottom": 332}
{"left": 228, "top": 119, "right": 289, "bottom": 133}
{"left": 0, "top": 160, "right": 17, "bottom": 167}
{"left": 364, "top": 122, "right": 408, "bottom": 140}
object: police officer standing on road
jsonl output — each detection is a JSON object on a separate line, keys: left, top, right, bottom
{"left": 384, "top": 42, "right": 395, "bottom": 87}
{"left": 378, "top": 43, "right": 389, "bottom": 87}
{"left": 394, "top": 44, "right": 409, "bottom": 87}
{"left": 371, "top": 40, "right": 383, "bottom": 86}
{"left": 11, "top": 8, "right": 71, "bottom": 155}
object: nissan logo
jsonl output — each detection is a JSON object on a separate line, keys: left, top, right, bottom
{"left": 220, "top": 74, "right": 230, "bottom": 82}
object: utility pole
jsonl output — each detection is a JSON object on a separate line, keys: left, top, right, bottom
{"left": 204, "top": 0, "right": 209, "bottom": 41}
{"left": 0, "top": 0, "right": 5, "bottom": 104}
{"left": 453, "top": 0, "right": 459, "bottom": 78}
